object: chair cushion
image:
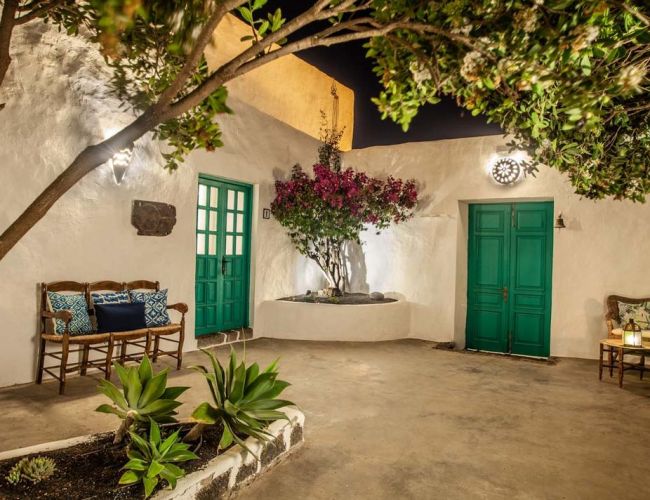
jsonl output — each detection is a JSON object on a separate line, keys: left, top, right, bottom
{"left": 91, "top": 291, "right": 130, "bottom": 305}
{"left": 617, "top": 301, "right": 650, "bottom": 329}
{"left": 129, "top": 289, "right": 171, "bottom": 327}
{"left": 95, "top": 303, "right": 147, "bottom": 333}
{"left": 47, "top": 292, "right": 93, "bottom": 335}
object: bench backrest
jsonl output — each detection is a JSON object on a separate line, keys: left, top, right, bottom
{"left": 40, "top": 280, "right": 160, "bottom": 334}
{"left": 606, "top": 294, "right": 650, "bottom": 324}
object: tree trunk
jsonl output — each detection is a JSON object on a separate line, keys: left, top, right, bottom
{"left": 113, "top": 414, "right": 135, "bottom": 444}
{"left": 0, "top": 109, "right": 160, "bottom": 261}
{"left": 183, "top": 422, "right": 207, "bottom": 442}
{"left": 0, "top": 0, "right": 19, "bottom": 88}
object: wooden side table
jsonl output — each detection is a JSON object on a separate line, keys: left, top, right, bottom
{"left": 599, "top": 339, "right": 649, "bottom": 388}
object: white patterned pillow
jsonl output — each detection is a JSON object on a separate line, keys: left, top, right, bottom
{"left": 47, "top": 292, "right": 93, "bottom": 335}
{"left": 129, "top": 289, "right": 171, "bottom": 327}
{"left": 91, "top": 291, "right": 130, "bottom": 305}
{"left": 617, "top": 301, "right": 650, "bottom": 329}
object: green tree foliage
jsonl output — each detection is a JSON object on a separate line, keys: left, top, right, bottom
{"left": 368, "top": 0, "right": 649, "bottom": 200}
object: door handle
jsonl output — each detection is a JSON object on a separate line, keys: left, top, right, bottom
{"left": 222, "top": 256, "right": 230, "bottom": 274}
{"left": 502, "top": 287, "right": 509, "bottom": 303}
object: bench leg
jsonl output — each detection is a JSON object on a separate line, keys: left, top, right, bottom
{"left": 152, "top": 334, "right": 159, "bottom": 362}
{"left": 599, "top": 344, "right": 604, "bottom": 381}
{"left": 59, "top": 339, "right": 69, "bottom": 395}
{"left": 608, "top": 348, "right": 614, "bottom": 377}
{"left": 80, "top": 345, "right": 90, "bottom": 376}
{"left": 36, "top": 338, "right": 46, "bottom": 384}
{"left": 105, "top": 338, "right": 115, "bottom": 380}
{"left": 176, "top": 322, "right": 185, "bottom": 370}
{"left": 618, "top": 347, "right": 624, "bottom": 388}
{"left": 119, "top": 340, "right": 127, "bottom": 365}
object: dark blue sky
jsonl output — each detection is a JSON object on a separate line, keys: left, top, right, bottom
{"left": 273, "top": 2, "right": 502, "bottom": 149}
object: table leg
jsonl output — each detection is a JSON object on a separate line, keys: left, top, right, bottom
{"left": 641, "top": 353, "right": 645, "bottom": 381}
{"left": 599, "top": 343, "right": 604, "bottom": 381}
{"left": 618, "top": 347, "right": 624, "bottom": 388}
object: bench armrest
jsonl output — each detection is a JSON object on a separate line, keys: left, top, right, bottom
{"left": 42, "top": 310, "right": 73, "bottom": 322}
{"left": 167, "top": 303, "right": 188, "bottom": 314}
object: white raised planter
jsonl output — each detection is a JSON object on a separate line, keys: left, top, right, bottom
{"left": 0, "top": 408, "right": 305, "bottom": 499}
{"left": 259, "top": 299, "right": 410, "bottom": 341}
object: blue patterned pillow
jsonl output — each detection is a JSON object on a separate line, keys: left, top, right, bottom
{"left": 91, "top": 291, "right": 130, "bottom": 305}
{"left": 47, "top": 292, "right": 93, "bottom": 335}
{"left": 129, "top": 289, "right": 171, "bottom": 327}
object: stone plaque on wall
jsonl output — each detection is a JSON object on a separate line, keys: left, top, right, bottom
{"left": 131, "top": 200, "right": 177, "bottom": 236}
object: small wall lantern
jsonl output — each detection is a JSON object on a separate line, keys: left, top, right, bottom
{"left": 623, "top": 319, "right": 643, "bottom": 347}
{"left": 554, "top": 213, "right": 566, "bottom": 229}
{"left": 262, "top": 208, "right": 271, "bottom": 219}
{"left": 109, "top": 146, "right": 133, "bottom": 184}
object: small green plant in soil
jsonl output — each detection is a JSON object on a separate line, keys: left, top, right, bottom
{"left": 185, "top": 348, "right": 293, "bottom": 454}
{"left": 119, "top": 420, "right": 198, "bottom": 499}
{"left": 96, "top": 355, "right": 189, "bottom": 444}
{"left": 5, "top": 456, "right": 56, "bottom": 485}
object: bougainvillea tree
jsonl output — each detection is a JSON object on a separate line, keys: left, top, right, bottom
{"left": 271, "top": 137, "right": 417, "bottom": 293}
{"left": 0, "top": 1, "right": 648, "bottom": 263}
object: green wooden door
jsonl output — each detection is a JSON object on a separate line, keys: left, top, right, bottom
{"left": 466, "top": 202, "right": 553, "bottom": 357}
{"left": 195, "top": 176, "right": 252, "bottom": 336}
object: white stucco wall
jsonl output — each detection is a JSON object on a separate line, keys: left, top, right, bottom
{"left": 344, "top": 137, "right": 650, "bottom": 360}
{"left": 0, "top": 23, "right": 319, "bottom": 387}
{"left": 2, "top": 23, "right": 649, "bottom": 388}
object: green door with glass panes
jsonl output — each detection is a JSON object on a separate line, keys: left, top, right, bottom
{"left": 466, "top": 202, "right": 553, "bottom": 357}
{"left": 195, "top": 176, "right": 252, "bottom": 336}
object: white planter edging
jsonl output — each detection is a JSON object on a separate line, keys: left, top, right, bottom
{"left": 0, "top": 408, "right": 305, "bottom": 499}
{"left": 259, "top": 299, "right": 410, "bottom": 341}
{"left": 154, "top": 407, "right": 304, "bottom": 499}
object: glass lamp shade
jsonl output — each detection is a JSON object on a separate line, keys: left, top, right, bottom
{"left": 623, "top": 319, "right": 643, "bottom": 347}
{"left": 109, "top": 147, "right": 133, "bottom": 184}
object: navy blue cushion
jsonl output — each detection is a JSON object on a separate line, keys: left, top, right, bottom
{"left": 95, "top": 303, "right": 147, "bottom": 333}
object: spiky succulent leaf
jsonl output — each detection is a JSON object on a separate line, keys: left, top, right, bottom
{"left": 122, "top": 420, "right": 197, "bottom": 499}
{"left": 96, "top": 356, "right": 188, "bottom": 432}
{"left": 190, "top": 349, "right": 294, "bottom": 456}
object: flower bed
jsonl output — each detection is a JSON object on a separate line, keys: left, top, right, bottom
{"left": 0, "top": 408, "right": 304, "bottom": 499}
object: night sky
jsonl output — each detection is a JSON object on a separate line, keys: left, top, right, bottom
{"left": 270, "top": 2, "right": 502, "bottom": 149}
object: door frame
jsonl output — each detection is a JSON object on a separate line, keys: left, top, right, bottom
{"left": 462, "top": 199, "right": 554, "bottom": 358}
{"left": 195, "top": 174, "right": 253, "bottom": 335}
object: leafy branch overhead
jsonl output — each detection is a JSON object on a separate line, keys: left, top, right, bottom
{"left": 0, "top": 1, "right": 648, "bottom": 265}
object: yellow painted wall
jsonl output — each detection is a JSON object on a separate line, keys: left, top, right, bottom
{"left": 205, "top": 14, "right": 354, "bottom": 151}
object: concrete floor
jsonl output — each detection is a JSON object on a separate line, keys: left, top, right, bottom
{"left": 1, "top": 339, "right": 650, "bottom": 499}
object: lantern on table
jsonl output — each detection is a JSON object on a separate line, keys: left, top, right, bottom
{"left": 623, "top": 319, "right": 643, "bottom": 347}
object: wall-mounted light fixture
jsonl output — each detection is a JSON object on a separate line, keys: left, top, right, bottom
{"left": 487, "top": 146, "right": 527, "bottom": 186}
{"left": 554, "top": 213, "right": 566, "bottom": 229}
{"left": 109, "top": 146, "right": 133, "bottom": 184}
{"left": 262, "top": 208, "right": 271, "bottom": 219}
{"left": 104, "top": 126, "right": 134, "bottom": 185}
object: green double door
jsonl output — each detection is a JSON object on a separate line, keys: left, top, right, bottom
{"left": 195, "top": 176, "right": 252, "bottom": 336}
{"left": 466, "top": 202, "right": 553, "bottom": 357}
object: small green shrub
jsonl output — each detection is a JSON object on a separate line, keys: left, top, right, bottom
{"left": 187, "top": 348, "right": 293, "bottom": 454}
{"left": 119, "top": 419, "right": 197, "bottom": 499}
{"left": 5, "top": 456, "right": 56, "bottom": 485}
{"left": 96, "top": 355, "right": 188, "bottom": 443}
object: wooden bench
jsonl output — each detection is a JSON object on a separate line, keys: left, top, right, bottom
{"left": 37, "top": 280, "right": 187, "bottom": 394}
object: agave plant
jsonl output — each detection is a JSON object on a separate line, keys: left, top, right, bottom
{"left": 119, "top": 419, "right": 198, "bottom": 499}
{"left": 96, "top": 356, "right": 188, "bottom": 444}
{"left": 185, "top": 348, "right": 293, "bottom": 454}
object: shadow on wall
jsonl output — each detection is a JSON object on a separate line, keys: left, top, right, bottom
{"left": 344, "top": 241, "right": 369, "bottom": 293}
